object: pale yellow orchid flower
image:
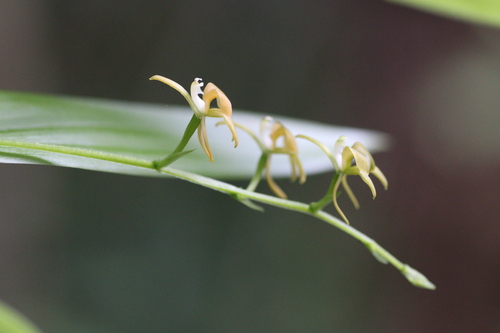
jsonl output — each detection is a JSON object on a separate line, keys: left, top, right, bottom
{"left": 331, "top": 136, "right": 388, "bottom": 224}
{"left": 260, "top": 117, "right": 306, "bottom": 199}
{"left": 233, "top": 116, "right": 306, "bottom": 199}
{"left": 297, "top": 134, "right": 387, "bottom": 224}
{"left": 150, "top": 75, "right": 238, "bottom": 162}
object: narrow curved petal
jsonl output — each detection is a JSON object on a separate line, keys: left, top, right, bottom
{"left": 291, "top": 155, "right": 306, "bottom": 184}
{"left": 358, "top": 172, "right": 377, "bottom": 198}
{"left": 288, "top": 155, "right": 298, "bottom": 182}
{"left": 332, "top": 174, "right": 350, "bottom": 224}
{"left": 265, "top": 156, "right": 287, "bottom": 199}
{"left": 341, "top": 176, "right": 360, "bottom": 209}
{"left": 197, "top": 118, "right": 214, "bottom": 162}
{"left": 220, "top": 114, "right": 238, "bottom": 147}
{"left": 150, "top": 75, "right": 200, "bottom": 116}
{"left": 372, "top": 166, "right": 388, "bottom": 190}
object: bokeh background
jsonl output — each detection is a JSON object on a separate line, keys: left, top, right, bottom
{"left": 1, "top": 1, "right": 500, "bottom": 332}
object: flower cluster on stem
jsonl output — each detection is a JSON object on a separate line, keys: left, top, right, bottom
{"left": 151, "top": 75, "right": 387, "bottom": 225}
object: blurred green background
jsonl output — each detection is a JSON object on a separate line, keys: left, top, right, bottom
{"left": 1, "top": 1, "right": 499, "bottom": 332}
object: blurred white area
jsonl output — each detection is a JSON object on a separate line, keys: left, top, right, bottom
{"left": 412, "top": 28, "right": 500, "bottom": 175}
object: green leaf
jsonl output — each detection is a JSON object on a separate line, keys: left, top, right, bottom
{"left": 0, "top": 301, "right": 43, "bottom": 333}
{"left": 0, "top": 91, "right": 390, "bottom": 179}
{"left": 387, "top": 0, "right": 500, "bottom": 27}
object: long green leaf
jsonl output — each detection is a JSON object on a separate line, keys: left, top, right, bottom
{"left": 388, "top": 0, "right": 500, "bottom": 27}
{"left": 0, "top": 91, "right": 389, "bottom": 178}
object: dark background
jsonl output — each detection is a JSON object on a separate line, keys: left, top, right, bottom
{"left": 1, "top": 1, "right": 499, "bottom": 332}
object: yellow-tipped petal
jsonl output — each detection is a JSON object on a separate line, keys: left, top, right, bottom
{"left": 287, "top": 155, "right": 306, "bottom": 184}
{"left": 332, "top": 175, "right": 350, "bottom": 224}
{"left": 289, "top": 155, "right": 298, "bottom": 182}
{"left": 372, "top": 166, "right": 388, "bottom": 190}
{"left": 269, "top": 122, "right": 286, "bottom": 150}
{"left": 203, "top": 82, "right": 232, "bottom": 118}
{"left": 265, "top": 156, "right": 287, "bottom": 199}
{"left": 220, "top": 114, "right": 238, "bottom": 147}
{"left": 197, "top": 118, "right": 214, "bottom": 162}
{"left": 341, "top": 176, "right": 360, "bottom": 209}
{"left": 359, "top": 171, "right": 377, "bottom": 199}
{"left": 201, "top": 82, "right": 238, "bottom": 149}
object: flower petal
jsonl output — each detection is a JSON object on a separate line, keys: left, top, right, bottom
{"left": 265, "top": 156, "right": 287, "bottom": 199}
{"left": 291, "top": 154, "right": 306, "bottom": 184}
{"left": 197, "top": 118, "right": 214, "bottom": 162}
{"left": 203, "top": 83, "right": 232, "bottom": 118}
{"left": 150, "top": 75, "right": 201, "bottom": 116}
{"left": 220, "top": 114, "right": 238, "bottom": 147}
{"left": 341, "top": 176, "right": 360, "bottom": 209}
{"left": 332, "top": 174, "right": 350, "bottom": 224}
{"left": 371, "top": 166, "right": 388, "bottom": 190}
{"left": 333, "top": 136, "right": 348, "bottom": 170}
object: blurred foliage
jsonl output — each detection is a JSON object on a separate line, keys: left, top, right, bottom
{"left": 0, "top": 301, "right": 42, "bottom": 333}
{"left": 388, "top": 0, "right": 500, "bottom": 27}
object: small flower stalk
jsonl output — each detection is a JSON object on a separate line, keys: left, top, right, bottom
{"left": 150, "top": 75, "right": 238, "bottom": 164}
{"left": 236, "top": 116, "right": 306, "bottom": 199}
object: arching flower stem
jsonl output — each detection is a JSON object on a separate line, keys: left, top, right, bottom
{"left": 246, "top": 153, "right": 269, "bottom": 193}
{"left": 308, "top": 171, "right": 340, "bottom": 213}
{"left": 152, "top": 114, "right": 200, "bottom": 170}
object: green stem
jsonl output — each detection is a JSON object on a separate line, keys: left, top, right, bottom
{"left": 153, "top": 114, "right": 201, "bottom": 170}
{"left": 246, "top": 153, "right": 268, "bottom": 192}
{"left": 0, "top": 138, "right": 435, "bottom": 290}
{"left": 309, "top": 171, "right": 340, "bottom": 212}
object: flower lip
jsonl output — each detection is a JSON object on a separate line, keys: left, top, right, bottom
{"left": 190, "top": 78, "right": 206, "bottom": 116}
{"left": 259, "top": 116, "right": 275, "bottom": 151}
